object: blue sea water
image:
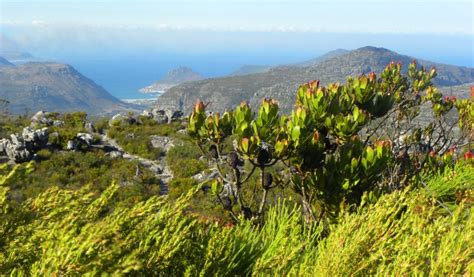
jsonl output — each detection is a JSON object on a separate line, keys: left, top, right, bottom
{"left": 61, "top": 46, "right": 473, "bottom": 101}
{"left": 62, "top": 52, "right": 311, "bottom": 100}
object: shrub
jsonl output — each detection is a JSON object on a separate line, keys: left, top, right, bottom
{"left": 188, "top": 62, "right": 472, "bottom": 223}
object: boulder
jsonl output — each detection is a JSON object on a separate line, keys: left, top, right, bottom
{"left": 52, "top": 120, "right": 64, "bottom": 127}
{"left": 141, "top": 110, "right": 153, "bottom": 118}
{"left": 66, "top": 140, "right": 76, "bottom": 151}
{"left": 166, "top": 110, "right": 184, "bottom": 123}
{"left": 21, "top": 127, "right": 49, "bottom": 150}
{"left": 150, "top": 135, "right": 175, "bottom": 152}
{"left": 107, "top": 150, "right": 124, "bottom": 159}
{"left": 141, "top": 108, "right": 183, "bottom": 124}
{"left": 151, "top": 109, "right": 168, "bottom": 124}
{"left": 0, "top": 127, "right": 49, "bottom": 163}
{"left": 76, "top": 133, "right": 94, "bottom": 147}
{"left": 31, "top": 111, "right": 54, "bottom": 126}
{"left": 5, "top": 135, "right": 32, "bottom": 163}
{"left": 0, "top": 138, "right": 9, "bottom": 153}
{"left": 109, "top": 112, "right": 137, "bottom": 127}
{"left": 84, "top": 122, "right": 95, "bottom": 133}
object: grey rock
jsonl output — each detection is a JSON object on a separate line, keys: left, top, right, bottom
{"left": 109, "top": 112, "right": 137, "bottom": 126}
{"left": 0, "top": 126, "right": 49, "bottom": 162}
{"left": 107, "top": 150, "right": 123, "bottom": 159}
{"left": 165, "top": 110, "right": 183, "bottom": 123}
{"left": 76, "top": 133, "right": 94, "bottom": 146}
{"left": 0, "top": 138, "right": 9, "bottom": 153}
{"left": 192, "top": 169, "right": 219, "bottom": 183}
{"left": 52, "top": 120, "right": 64, "bottom": 127}
{"left": 66, "top": 140, "right": 76, "bottom": 151}
{"left": 177, "top": 129, "right": 187, "bottom": 135}
{"left": 5, "top": 135, "right": 31, "bottom": 163}
{"left": 151, "top": 109, "right": 168, "bottom": 124}
{"left": 22, "top": 127, "right": 49, "bottom": 150}
{"left": 141, "top": 110, "right": 153, "bottom": 118}
{"left": 30, "top": 111, "right": 53, "bottom": 126}
{"left": 84, "top": 122, "right": 95, "bottom": 133}
{"left": 149, "top": 135, "right": 175, "bottom": 152}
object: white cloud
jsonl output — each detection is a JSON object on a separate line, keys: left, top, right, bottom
{"left": 31, "top": 20, "right": 49, "bottom": 27}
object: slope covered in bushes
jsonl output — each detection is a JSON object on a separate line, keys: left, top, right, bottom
{"left": 0, "top": 162, "right": 472, "bottom": 275}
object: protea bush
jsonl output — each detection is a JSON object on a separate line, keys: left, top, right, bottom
{"left": 188, "top": 61, "right": 473, "bottom": 223}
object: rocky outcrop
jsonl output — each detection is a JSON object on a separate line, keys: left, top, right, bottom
{"left": 150, "top": 136, "right": 175, "bottom": 152}
{"left": 30, "top": 111, "right": 64, "bottom": 127}
{"left": 0, "top": 127, "right": 48, "bottom": 163}
{"left": 66, "top": 133, "right": 95, "bottom": 151}
{"left": 141, "top": 108, "right": 184, "bottom": 124}
{"left": 109, "top": 112, "right": 138, "bottom": 127}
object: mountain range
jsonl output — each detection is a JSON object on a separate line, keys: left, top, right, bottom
{"left": 154, "top": 46, "right": 474, "bottom": 113}
{"left": 0, "top": 59, "right": 132, "bottom": 115}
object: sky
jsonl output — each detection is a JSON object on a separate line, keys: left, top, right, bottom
{"left": 1, "top": 0, "right": 472, "bottom": 34}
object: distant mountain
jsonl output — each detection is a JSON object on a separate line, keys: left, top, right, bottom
{"left": 139, "top": 66, "right": 204, "bottom": 94}
{"left": 0, "top": 56, "right": 14, "bottom": 67}
{"left": 155, "top": 46, "right": 474, "bottom": 114}
{"left": 0, "top": 33, "right": 34, "bottom": 61}
{"left": 296, "top": 49, "right": 350, "bottom": 67}
{"left": 0, "top": 62, "right": 133, "bottom": 115}
{"left": 230, "top": 65, "right": 272, "bottom": 76}
{"left": 439, "top": 82, "right": 474, "bottom": 99}
{"left": 229, "top": 49, "right": 349, "bottom": 76}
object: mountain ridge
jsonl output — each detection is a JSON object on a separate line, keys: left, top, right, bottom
{"left": 0, "top": 61, "right": 135, "bottom": 115}
{"left": 154, "top": 46, "right": 474, "bottom": 114}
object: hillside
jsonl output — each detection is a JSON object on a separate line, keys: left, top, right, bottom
{"left": 139, "top": 66, "right": 204, "bottom": 94}
{"left": 0, "top": 56, "right": 14, "bottom": 67}
{"left": 155, "top": 46, "right": 474, "bottom": 113}
{"left": 0, "top": 62, "right": 133, "bottom": 114}
{"left": 230, "top": 65, "right": 272, "bottom": 76}
{"left": 296, "top": 48, "right": 350, "bottom": 67}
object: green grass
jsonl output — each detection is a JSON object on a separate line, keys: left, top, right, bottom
{"left": 107, "top": 118, "right": 184, "bottom": 160}
{"left": 0, "top": 149, "right": 162, "bottom": 207}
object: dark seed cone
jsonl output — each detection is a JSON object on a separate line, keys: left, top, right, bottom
{"left": 228, "top": 151, "right": 239, "bottom": 168}
{"left": 222, "top": 196, "right": 232, "bottom": 210}
{"left": 242, "top": 207, "right": 252, "bottom": 220}
{"left": 209, "top": 145, "right": 219, "bottom": 159}
{"left": 263, "top": 172, "right": 273, "bottom": 189}
{"left": 257, "top": 148, "right": 271, "bottom": 165}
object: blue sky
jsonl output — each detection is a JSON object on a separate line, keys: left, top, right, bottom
{"left": 0, "top": 0, "right": 472, "bottom": 66}
{"left": 1, "top": 0, "right": 472, "bottom": 34}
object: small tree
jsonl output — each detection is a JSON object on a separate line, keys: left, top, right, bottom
{"left": 188, "top": 62, "right": 472, "bottom": 223}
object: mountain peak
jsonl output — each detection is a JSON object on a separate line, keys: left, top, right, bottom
{"left": 163, "top": 66, "right": 203, "bottom": 83}
{"left": 355, "top": 46, "right": 392, "bottom": 53}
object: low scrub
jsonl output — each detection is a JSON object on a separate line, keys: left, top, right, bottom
{"left": 0, "top": 162, "right": 471, "bottom": 275}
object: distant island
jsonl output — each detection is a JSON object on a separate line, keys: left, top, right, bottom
{"left": 139, "top": 66, "right": 205, "bottom": 94}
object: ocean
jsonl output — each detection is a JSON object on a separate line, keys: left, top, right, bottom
{"left": 62, "top": 52, "right": 311, "bottom": 100}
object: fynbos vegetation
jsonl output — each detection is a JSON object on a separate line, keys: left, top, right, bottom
{"left": 188, "top": 61, "right": 473, "bottom": 224}
{"left": 0, "top": 62, "right": 472, "bottom": 275}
